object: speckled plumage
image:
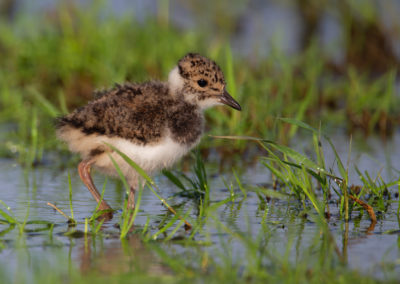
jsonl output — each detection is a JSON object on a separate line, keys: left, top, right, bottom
{"left": 56, "top": 53, "right": 241, "bottom": 214}
{"left": 57, "top": 81, "right": 203, "bottom": 148}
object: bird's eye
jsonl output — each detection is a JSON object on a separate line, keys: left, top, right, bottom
{"left": 197, "top": 79, "right": 208, "bottom": 87}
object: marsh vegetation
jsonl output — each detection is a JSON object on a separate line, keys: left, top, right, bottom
{"left": 0, "top": 1, "right": 400, "bottom": 283}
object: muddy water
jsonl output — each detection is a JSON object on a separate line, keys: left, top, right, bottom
{"left": 0, "top": 133, "right": 399, "bottom": 279}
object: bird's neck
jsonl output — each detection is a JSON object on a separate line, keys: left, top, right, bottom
{"left": 168, "top": 67, "right": 184, "bottom": 96}
{"left": 168, "top": 67, "right": 210, "bottom": 111}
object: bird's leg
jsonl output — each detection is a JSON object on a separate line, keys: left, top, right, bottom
{"left": 78, "top": 159, "right": 112, "bottom": 211}
{"left": 128, "top": 187, "right": 136, "bottom": 211}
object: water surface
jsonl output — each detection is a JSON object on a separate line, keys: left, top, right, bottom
{"left": 0, "top": 133, "right": 399, "bottom": 279}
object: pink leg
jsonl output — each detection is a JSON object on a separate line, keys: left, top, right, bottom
{"left": 78, "top": 160, "right": 112, "bottom": 211}
{"left": 128, "top": 187, "right": 135, "bottom": 210}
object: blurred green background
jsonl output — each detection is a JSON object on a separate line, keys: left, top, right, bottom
{"left": 1, "top": 3, "right": 400, "bottom": 282}
{"left": 1, "top": 0, "right": 399, "bottom": 164}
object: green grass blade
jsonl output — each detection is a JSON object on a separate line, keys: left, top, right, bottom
{"left": 278, "top": 117, "right": 319, "bottom": 134}
{"left": 67, "top": 172, "right": 74, "bottom": 221}
{"left": 233, "top": 169, "right": 247, "bottom": 199}
{"left": 107, "top": 153, "right": 130, "bottom": 193}
{"left": 104, "top": 142, "right": 155, "bottom": 185}
{"left": 327, "top": 139, "right": 347, "bottom": 180}
{"left": 164, "top": 209, "right": 191, "bottom": 241}
{"left": 28, "top": 87, "right": 60, "bottom": 118}
{"left": 0, "top": 208, "right": 17, "bottom": 224}
{"left": 268, "top": 142, "right": 328, "bottom": 175}
{"left": 120, "top": 188, "right": 142, "bottom": 239}
{"left": 162, "top": 170, "right": 187, "bottom": 191}
{"left": 152, "top": 212, "right": 180, "bottom": 240}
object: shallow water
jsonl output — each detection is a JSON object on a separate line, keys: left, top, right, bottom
{"left": 0, "top": 133, "right": 399, "bottom": 280}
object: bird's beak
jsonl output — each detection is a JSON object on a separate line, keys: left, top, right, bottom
{"left": 220, "top": 89, "right": 241, "bottom": 111}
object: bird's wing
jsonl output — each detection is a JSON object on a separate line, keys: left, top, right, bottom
{"left": 57, "top": 82, "right": 171, "bottom": 144}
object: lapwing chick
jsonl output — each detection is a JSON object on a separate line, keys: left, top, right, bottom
{"left": 56, "top": 53, "right": 241, "bottom": 215}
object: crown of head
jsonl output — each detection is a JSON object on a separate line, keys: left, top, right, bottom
{"left": 168, "top": 53, "right": 240, "bottom": 110}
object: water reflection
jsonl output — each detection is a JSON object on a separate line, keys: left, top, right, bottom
{"left": 0, "top": 133, "right": 399, "bottom": 277}
{"left": 79, "top": 235, "right": 172, "bottom": 275}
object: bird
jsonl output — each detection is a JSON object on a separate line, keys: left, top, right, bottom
{"left": 56, "top": 53, "right": 241, "bottom": 215}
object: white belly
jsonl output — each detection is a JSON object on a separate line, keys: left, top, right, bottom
{"left": 57, "top": 125, "right": 198, "bottom": 186}
{"left": 95, "top": 135, "right": 193, "bottom": 173}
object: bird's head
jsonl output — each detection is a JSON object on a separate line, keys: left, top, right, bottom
{"left": 168, "top": 53, "right": 241, "bottom": 111}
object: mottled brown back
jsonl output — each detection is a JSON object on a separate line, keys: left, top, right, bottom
{"left": 56, "top": 81, "right": 203, "bottom": 146}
